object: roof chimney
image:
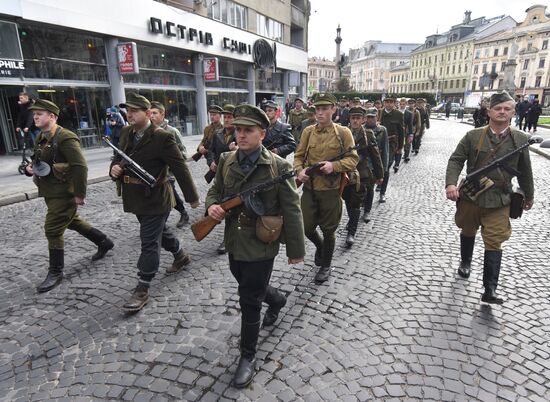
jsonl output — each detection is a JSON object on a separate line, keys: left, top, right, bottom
{"left": 464, "top": 10, "right": 472, "bottom": 24}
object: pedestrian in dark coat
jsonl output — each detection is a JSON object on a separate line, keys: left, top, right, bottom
{"left": 526, "top": 100, "right": 542, "bottom": 132}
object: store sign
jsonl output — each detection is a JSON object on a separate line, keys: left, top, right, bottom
{"left": 149, "top": 17, "right": 251, "bottom": 55}
{"left": 0, "top": 20, "right": 25, "bottom": 76}
{"left": 117, "top": 42, "right": 139, "bottom": 74}
{"left": 203, "top": 57, "right": 219, "bottom": 82}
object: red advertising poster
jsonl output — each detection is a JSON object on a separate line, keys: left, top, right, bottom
{"left": 203, "top": 57, "right": 219, "bottom": 82}
{"left": 118, "top": 42, "right": 139, "bottom": 74}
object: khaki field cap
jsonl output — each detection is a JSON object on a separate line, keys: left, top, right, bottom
{"left": 349, "top": 106, "right": 366, "bottom": 116}
{"left": 306, "top": 106, "right": 316, "bottom": 114}
{"left": 489, "top": 90, "right": 514, "bottom": 109}
{"left": 353, "top": 96, "right": 361, "bottom": 102}
{"left": 208, "top": 105, "right": 224, "bottom": 113}
{"left": 264, "top": 100, "right": 278, "bottom": 109}
{"left": 28, "top": 99, "right": 60, "bottom": 116}
{"left": 313, "top": 92, "right": 337, "bottom": 106}
{"left": 365, "top": 108, "right": 378, "bottom": 117}
{"left": 120, "top": 92, "right": 151, "bottom": 110}
{"left": 222, "top": 104, "right": 235, "bottom": 115}
{"left": 150, "top": 101, "right": 165, "bottom": 112}
{"left": 232, "top": 104, "right": 270, "bottom": 129}
{"left": 383, "top": 96, "right": 396, "bottom": 102}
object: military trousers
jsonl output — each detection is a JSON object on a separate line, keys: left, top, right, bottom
{"left": 136, "top": 212, "right": 180, "bottom": 285}
{"left": 342, "top": 179, "right": 368, "bottom": 210}
{"left": 44, "top": 197, "right": 92, "bottom": 249}
{"left": 301, "top": 188, "right": 342, "bottom": 241}
{"left": 169, "top": 178, "right": 187, "bottom": 215}
{"left": 229, "top": 254, "right": 275, "bottom": 324}
{"left": 455, "top": 199, "right": 511, "bottom": 250}
{"left": 413, "top": 128, "right": 425, "bottom": 152}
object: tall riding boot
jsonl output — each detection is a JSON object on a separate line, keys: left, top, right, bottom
{"left": 315, "top": 236, "right": 335, "bottom": 284}
{"left": 307, "top": 231, "right": 324, "bottom": 266}
{"left": 458, "top": 235, "right": 475, "bottom": 278}
{"left": 481, "top": 250, "right": 504, "bottom": 304}
{"left": 262, "top": 286, "right": 287, "bottom": 327}
{"left": 345, "top": 203, "right": 351, "bottom": 231}
{"left": 345, "top": 208, "right": 361, "bottom": 248}
{"left": 379, "top": 170, "right": 389, "bottom": 202}
{"left": 362, "top": 187, "right": 374, "bottom": 222}
{"left": 83, "top": 228, "right": 114, "bottom": 261}
{"left": 37, "top": 249, "right": 64, "bottom": 293}
{"left": 394, "top": 154, "right": 402, "bottom": 173}
{"left": 233, "top": 320, "right": 261, "bottom": 388}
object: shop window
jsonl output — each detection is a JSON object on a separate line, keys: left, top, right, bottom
{"left": 205, "top": 58, "right": 248, "bottom": 90}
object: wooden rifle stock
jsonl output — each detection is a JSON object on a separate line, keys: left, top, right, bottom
{"left": 295, "top": 162, "right": 325, "bottom": 188}
{"left": 191, "top": 152, "right": 203, "bottom": 162}
{"left": 191, "top": 196, "right": 243, "bottom": 241}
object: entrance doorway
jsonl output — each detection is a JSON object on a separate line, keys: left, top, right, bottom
{"left": 0, "top": 87, "right": 22, "bottom": 154}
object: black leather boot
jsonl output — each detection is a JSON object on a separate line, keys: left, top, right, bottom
{"left": 166, "top": 249, "right": 191, "bottom": 274}
{"left": 481, "top": 250, "right": 504, "bottom": 304}
{"left": 83, "top": 228, "right": 114, "bottom": 261}
{"left": 315, "top": 237, "right": 335, "bottom": 284}
{"left": 458, "top": 235, "right": 475, "bottom": 278}
{"left": 122, "top": 284, "right": 150, "bottom": 312}
{"left": 37, "top": 249, "right": 64, "bottom": 293}
{"left": 262, "top": 286, "right": 287, "bottom": 327}
{"left": 233, "top": 320, "right": 260, "bottom": 388}
{"left": 307, "top": 231, "right": 323, "bottom": 266}
{"left": 176, "top": 211, "right": 189, "bottom": 228}
{"left": 345, "top": 208, "right": 361, "bottom": 248}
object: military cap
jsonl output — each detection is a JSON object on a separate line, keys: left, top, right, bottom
{"left": 150, "top": 101, "right": 165, "bottom": 112}
{"left": 489, "top": 90, "right": 514, "bottom": 109}
{"left": 28, "top": 99, "right": 60, "bottom": 116}
{"left": 313, "top": 92, "right": 337, "bottom": 106}
{"left": 306, "top": 106, "right": 316, "bottom": 114}
{"left": 232, "top": 104, "right": 270, "bottom": 129}
{"left": 264, "top": 100, "right": 278, "bottom": 110}
{"left": 374, "top": 99, "right": 382, "bottom": 105}
{"left": 399, "top": 97, "right": 408, "bottom": 103}
{"left": 340, "top": 96, "right": 347, "bottom": 101}
{"left": 407, "top": 98, "right": 416, "bottom": 104}
{"left": 349, "top": 106, "right": 366, "bottom": 116}
{"left": 365, "top": 108, "right": 378, "bottom": 117}
{"left": 208, "top": 105, "right": 223, "bottom": 113}
{"left": 416, "top": 98, "right": 426, "bottom": 103}
{"left": 383, "top": 96, "right": 396, "bottom": 102}
{"left": 120, "top": 92, "right": 150, "bottom": 110}
{"left": 222, "top": 104, "right": 235, "bottom": 114}
{"left": 295, "top": 97, "right": 305, "bottom": 104}
{"left": 353, "top": 96, "right": 361, "bottom": 102}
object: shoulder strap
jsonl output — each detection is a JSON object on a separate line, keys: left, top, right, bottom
{"left": 334, "top": 124, "right": 346, "bottom": 152}
{"left": 222, "top": 150, "right": 238, "bottom": 180}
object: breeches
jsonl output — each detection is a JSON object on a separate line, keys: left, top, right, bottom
{"left": 301, "top": 188, "right": 342, "bottom": 239}
{"left": 44, "top": 197, "right": 92, "bottom": 249}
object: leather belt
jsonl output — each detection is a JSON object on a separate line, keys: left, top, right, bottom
{"left": 123, "top": 175, "right": 143, "bottom": 185}
{"left": 238, "top": 213, "right": 257, "bottom": 227}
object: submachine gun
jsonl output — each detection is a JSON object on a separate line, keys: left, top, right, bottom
{"left": 103, "top": 136, "right": 156, "bottom": 188}
{"left": 191, "top": 170, "right": 296, "bottom": 241}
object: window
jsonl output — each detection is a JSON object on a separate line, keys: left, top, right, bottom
{"left": 464, "top": 64, "right": 468, "bottom": 73}
{"left": 527, "top": 42, "right": 532, "bottom": 51}
{"left": 207, "top": 0, "right": 248, "bottom": 30}
{"left": 535, "top": 76, "right": 542, "bottom": 87}
{"left": 450, "top": 80, "right": 454, "bottom": 88}
{"left": 482, "top": 64, "right": 487, "bottom": 73}
{"left": 520, "top": 77, "right": 526, "bottom": 88}
{"left": 439, "top": 67, "right": 443, "bottom": 75}
{"left": 484, "top": 48, "right": 489, "bottom": 57}
{"left": 494, "top": 48, "right": 499, "bottom": 57}
{"left": 523, "top": 59, "right": 529, "bottom": 70}
{"left": 503, "top": 47, "right": 508, "bottom": 56}
{"left": 458, "top": 65, "right": 461, "bottom": 73}
{"left": 447, "top": 53, "right": 451, "bottom": 61}
{"left": 543, "top": 40, "right": 548, "bottom": 50}
{"left": 491, "top": 63, "right": 497, "bottom": 73}
{"left": 452, "top": 65, "right": 455, "bottom": 74}
{"left": 256, "top": 14, "right": 283, "bottom": 42}
{"left": 498, "top": 79, "right": 503, "bottom": 88}
{"left": 475, "top": 50, "right": 480, "bottom": 59}
{"left": 446, "top": 66, "right": 449, "bottom": 74}
{"left": 501, "top": 62, "right": 506, "bottom": 72}
{"left": 454, "top": 52, "right": 457, "bottom": 60}
{"left": 471, "top": 80, "right": 477, "bottom": 91}
{"left": 462, "top": 79, "right": 466, "bottom": 87}
{"left": 539, "top": 58, "right": 545, "bottom": 68}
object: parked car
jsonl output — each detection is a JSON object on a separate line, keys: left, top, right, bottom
{"left": 432, "top": 102, "right": 461, "bottom": 113}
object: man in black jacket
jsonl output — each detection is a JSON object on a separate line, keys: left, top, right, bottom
{"left": 16, "top": 92, "right": 35, "bottom": 149}
{"left": 262, "top": 100, "right": 296, "bottom": 158}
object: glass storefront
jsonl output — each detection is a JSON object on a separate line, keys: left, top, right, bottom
{"left": 255, "top": 69, "right": 283, "bottom": 92}
{"left": 206, "top": 91, "right": 249, "bottom": 108}
{"left": 205, "top": 57, "right": 248, "bottom": 90}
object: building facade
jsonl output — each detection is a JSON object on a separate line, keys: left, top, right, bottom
{"left": 307, "top": 57, "right": 336, "bottom": 95}
{"left": 0, "top": 0, "right": 309, "bottom": 154}
{"left": 348, "top": 41, "right": 419, "bottom": 93}
{"left": 409, "top": 12, "right": 516, "bottom": 103}
{"left": 468, "top": 5, "right": 550, "bottom": 107}
{"left": 388, "top": 63, "right": 411, "bottom": 94}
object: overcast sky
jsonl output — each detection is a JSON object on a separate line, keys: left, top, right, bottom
{"left": 308, "top": 0, "right": 542, "bottom": 59}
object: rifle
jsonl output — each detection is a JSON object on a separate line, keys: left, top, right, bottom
{"left": 295, "top": 145, "right": 360, "bottom": 189}
{"left": 204, "top": 169, "right": 216, "bottom": 184}
{"left": 191, "top": 138, "right": 211, "bottom": 162}
{"left": 191, "top": 170, "right": 296, "bottom": 241}
{"left": 103, "top": 136, "right": 157, "bottom": 188}
{"left": 459, "top": 136, "right": 540, "bottom": 200}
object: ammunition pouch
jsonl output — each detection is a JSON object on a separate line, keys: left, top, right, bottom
{"left": 256, "top": 215, "right": 283, "bottom": 244}
{"left": 52, "top": 162, "right": 70, "bottom": 182}
{"left": 509, "top": 187, "right": 525, "bottom": 219}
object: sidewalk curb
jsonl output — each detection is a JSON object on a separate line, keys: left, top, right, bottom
{"left": 0, "top": 175, "right": 112, "bottom": 207}
{"left": 529, "top": 145, "right": 550, "bottom": 160}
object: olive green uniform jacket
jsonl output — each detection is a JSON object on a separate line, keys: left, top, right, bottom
{"left": 351, "top": 127, "right": 384, "bottom": 184}
{"left": 445, "top": 127, "right": 534, "bottom": 208}
{"left": 293, "top": 122, "right": 359, "bottom": 191}
{"left": 32, "top": 125, "right": 88, "bottom": 198}
{"left": 198, "top": 121, "right": 223, "bottom": 152}
{"left": 378, "top": 109, "right": 405, "bottom": 155}
{"left": 288, "top": 108, "right": 308, "bottom": 138}
{"left": 111, "top": 124, "right": 199, "bottom": 215}
{"left": 205, "top": 147, "right": 305, "bottom": 262}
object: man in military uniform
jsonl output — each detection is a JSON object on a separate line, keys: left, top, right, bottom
{"left": 351, "top": 97, "right": 362, "bottom": 108}
{"left": 342, "top": 107, "right": 384, "bottom": 247}
{"left": 445, "top": 91, "right": 534, "bottom": 304}
{"left": 338, "top": 97, "right": 350, "bottom": 127}
{"left": 207, "top": 104, "right": 238, "bottom": 254}
{"left": 196, "top": 105, "right": 223, "bottom": 160}
{"left": 394, "top": 98, "right": 412, "bottom": 173}
{"left": 206, "top": 104, "right": 305, "bottom": 388}
{"left": 298, "top": 106, "right": 316, "bottom": 142}
{"left": 362, "top": 108, "right": 389, "bottom": 222}
{"left": 377, "top": 96, "right": 404, "bottom": 203}
{"left": 403, "top": 99, "right": 421, "bottom": 163}
{"left": 287, "top": 97, "right": 308, "bottom": 143}
{"left": 25, "top": 99, "right": 114, "bottom": 293}
{"left": 150, "top": 101, "right": 190, "bottom": 228}
{"left": 294, "top": 93, "right": 358, "bottom": 283}
{"left": 263, "top": 100, "right": 296, "bottom": 158}
{"left": 373, "top": 99, "right": 382, "bottom": 113}
{"left": 414, "top": 98, "right": 430, "bottom": 154}
{"left": 109, "top": 93, "right": 199, "bottom": 312}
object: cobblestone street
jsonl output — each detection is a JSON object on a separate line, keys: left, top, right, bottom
{"left": 0, "top": 119, "right": 549, "bottom": 401}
